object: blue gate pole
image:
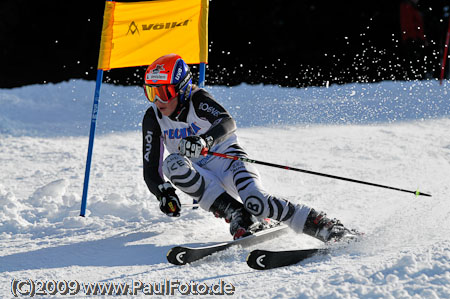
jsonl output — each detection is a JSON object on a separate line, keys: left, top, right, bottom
{"left": 80, "top": 69, "right": 104, "bottom": 216}
{"left": 198, "top": 62, "right": 206, "bottom": 88}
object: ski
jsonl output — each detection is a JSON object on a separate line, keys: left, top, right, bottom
{"left": 246, "top": 247, "right": 329, "bottom": 270}
{"left": 247, "top": 231, "right": 363, "bottom": 270}
{"left": 166, "top": 224, "right": 288, "bottom": 265}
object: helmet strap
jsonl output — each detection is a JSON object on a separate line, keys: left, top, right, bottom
{"left": 175, "top": 71, "right": 192, "bottom": 93}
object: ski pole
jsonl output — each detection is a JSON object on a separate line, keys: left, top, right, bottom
{"left": 182, "top": 203, "right": 199, "bottom": 209}
{"left": 201, "top": 149, "right": 431, "bottom": 197}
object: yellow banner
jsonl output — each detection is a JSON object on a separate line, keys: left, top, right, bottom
{"left": 98, "top": 0, "right": 208, "bottom": 70}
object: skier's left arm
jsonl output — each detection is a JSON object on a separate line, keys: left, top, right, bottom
{"left": 196, "top": 91, "right": 237, "bottom": 147}
{"left": 179, "top": 90, "right": 237, "bottom": 158}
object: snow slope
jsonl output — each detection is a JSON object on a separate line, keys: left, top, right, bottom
{"left": 1, "top": 79, "right": 449, "bottom": 298}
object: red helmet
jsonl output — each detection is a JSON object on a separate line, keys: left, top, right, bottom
{"left": 143, "top": 54, "right": 192, "bottom": 104}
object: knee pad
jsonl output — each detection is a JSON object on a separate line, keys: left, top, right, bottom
{"left": 162, "top": 153, "right": 192, "bottom": 179}
{"left": 242, "top": 190, "right": 310, "bottom": 232}
{"left": 162, "top": 153, "right": 226, "bottom": 210}
{"left": 162, "top": 153, "right": 206, "bottom": 200}
{"left": 242, "top": 190, "right": 266, "bottom": 217}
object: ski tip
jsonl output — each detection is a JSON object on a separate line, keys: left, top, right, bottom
{"left": 247, "top": 248, "right": 325, "bottom": 270}
{"left": 167, "top": 246, "right": 189, "bottom": 266}
{"left": 246, "top": 250, "right": 270, "bottom": 270}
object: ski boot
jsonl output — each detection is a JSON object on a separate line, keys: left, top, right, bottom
{"left": 303, "top": 208, "right": 360, "bottom": 243}
{"left": 209, "top": 192, "right": 259, "bottom": 240}
{"left": 229, "top": 208, "right": 258, "bottom": 239}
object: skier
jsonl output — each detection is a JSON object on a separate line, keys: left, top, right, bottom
{"left": 142, "top": 53, "right": 356, "bottom": 242}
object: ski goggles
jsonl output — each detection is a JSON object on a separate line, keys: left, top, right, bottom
{"left": 143, "top": 84, "right": 178, "bottom": 104}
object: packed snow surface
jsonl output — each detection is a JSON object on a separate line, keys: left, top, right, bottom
{"left": 1, "top": 79, "right": 449, "bottom": 298}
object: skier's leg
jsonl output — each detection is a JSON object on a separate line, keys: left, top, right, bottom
{"left": 219, "top": 147, "right": 354, "bottom": 242}
{"left": 162, "top": 153, "right": 256, "bottom": 238}
{"left": 162, "top": 153, "right": 223, "bottom": 211}
{"left": 237, "top": 169, "right": 354, "bottom": 241}
{"left": 227, "top": 158, "right": 310, "bottom": 233}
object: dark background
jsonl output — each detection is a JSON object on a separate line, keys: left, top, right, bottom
{"left": 1, "top": 0, "right": 449, "bottom": 88}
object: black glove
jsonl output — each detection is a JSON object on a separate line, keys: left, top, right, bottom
{"left": 178, "top": 135, "right": 208, "bottom": 158}
{"left": 157, "top": 182, "right": 181, "bottom": 217}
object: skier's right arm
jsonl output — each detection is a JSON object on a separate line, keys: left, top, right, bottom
{"left": 142, "top": 108, "right": 165, "bottom": 198}
{"left": 142, "top": 108, "right": 182, "bottom": 217}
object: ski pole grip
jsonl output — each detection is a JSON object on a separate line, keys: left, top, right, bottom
{"left": 201, "top": 148, "right": 209, "bottom": 156}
